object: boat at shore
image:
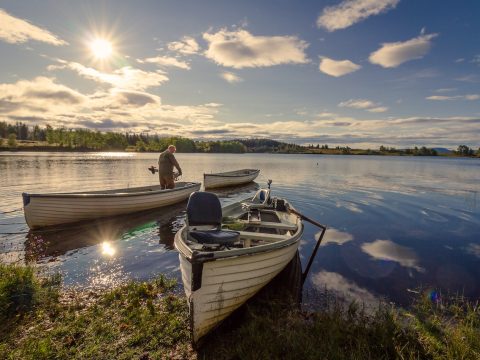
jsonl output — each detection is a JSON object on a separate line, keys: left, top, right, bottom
{"left": 203, "top": 169, "right": 260, "bottom": 189}
{"left": 22, "top": 182, "right": 201, "bottom": 229}
{"left": 174, "top": 185, "right": 303, "bottom": 345}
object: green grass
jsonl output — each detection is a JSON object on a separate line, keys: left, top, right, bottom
{"left": 200, "top": 293, "right": 480, "bottom": 360}
{"left": 1, "top": 264, "right": 479, "bottom": 359}
{"left": 0, "top": 265, "right": 193, "bottom": 359}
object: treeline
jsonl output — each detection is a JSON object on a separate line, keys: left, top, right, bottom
{"left": 1, "top": 121, "right": 479, "bottom": 156}
{"left": 0, "top": 122, "right": 247, "bottom": 153}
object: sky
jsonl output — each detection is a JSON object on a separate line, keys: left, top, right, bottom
{"left": 0, "top": 0, "right": 479, "bottom": 149}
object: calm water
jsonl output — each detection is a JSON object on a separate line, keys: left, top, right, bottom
{"left": 1, "top": 152, "right": 479, "bottom": 306}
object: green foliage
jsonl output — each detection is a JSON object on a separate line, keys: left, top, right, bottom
{"left": 457, "top": 145, "right": 474, "bottom": 156}
{"left": 7, "top": 133, "right": 17, "bottom": 148}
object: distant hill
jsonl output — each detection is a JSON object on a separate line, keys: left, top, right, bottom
{"left": 432, "top": 147, "right": 453, "bottom": 154}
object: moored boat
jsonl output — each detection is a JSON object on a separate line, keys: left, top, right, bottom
{"left": 203, "top": 168, "right": 260, "bottom": 189}
{"left": 22, "top": 182, "right": 201, "bottom": 229}
{"left": 174, "top": 184, "right": 304, "bottom": 345}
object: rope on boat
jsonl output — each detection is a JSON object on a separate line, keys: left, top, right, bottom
{"left": 288, "top": 208, "right": 327, "bottom": 286}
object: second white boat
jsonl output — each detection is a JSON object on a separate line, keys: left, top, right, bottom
{"left": 23, "top": 181, "right": 201, "bottom": 229}
{"left": 203, "top": 168, "right": 260, "bottom": 189}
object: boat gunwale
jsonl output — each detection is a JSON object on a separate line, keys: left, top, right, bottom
{"left": 175, "top": 218, "right": 303, "bottom": 263}
{"left": 203, "top": 169, "right": 259, "bottom": 178}
{"left": 23, "top": 181, "right": 201, "bottom": 199}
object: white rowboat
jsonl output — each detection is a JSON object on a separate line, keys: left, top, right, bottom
{"left": 23, "top": 182, "right": 201, "bottom": 229}
{"left": 174, "top": 187, "right": 303, "bottom": 344}
{"left": 203, "top": 169, "right": 259, "bottom": 189}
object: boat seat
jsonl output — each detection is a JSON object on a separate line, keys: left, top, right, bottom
{"left": 189, "top": 229, "right": 239, "bottom": 245}
{"left": 186, "top": 191, "right": 240, "bottom": 245}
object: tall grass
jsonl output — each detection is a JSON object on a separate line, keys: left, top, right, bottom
{"left": 1, "top": 264, "right": 478, "bottom": 359}
{"left": 0, "top": 264, "right": 59, "bottom": 327}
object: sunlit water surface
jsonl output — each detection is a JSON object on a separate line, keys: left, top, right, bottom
{"left": 1, "top": 152, "right": 479, "bottom": 306}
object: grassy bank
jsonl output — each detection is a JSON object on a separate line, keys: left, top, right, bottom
{"left": 1, "top": 264, "right": 479, "bottom": 359}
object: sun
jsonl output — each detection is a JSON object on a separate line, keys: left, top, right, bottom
{"left": 90, "top": 38, "right": 113, "bottom": 59}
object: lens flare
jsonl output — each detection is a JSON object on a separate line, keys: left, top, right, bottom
{"left": 90, "top": 38, "right": 113, "bottom": 59}
{"left": 101, "top": 241, "right": 116, "bottom": 257}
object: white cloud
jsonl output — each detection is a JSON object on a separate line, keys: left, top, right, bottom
{"left": 51, "top": 60, "right": 169, "bottom": 91}
{"left": 0, "top": 76, "right": 222, "bottom": 132}
{"left": 367, "top": 106, "right": 388, "bottom": 113}
{"left": 339, "top": 99, "right": 375, "bottom": 109}
{"left": 455, "top": 74, "right": 479, "bottom": 83}
{"left": 317, "top": 0, "right": 399, "bottom": 32}
{"left": 426, "top": 94, "right": 480, "bottom": 101}
{"left": 0, "top": 8, "right": 67, "bottom": 45}
{"left": 139, "top": 56, "right": 190, "bottom": 70}
{"left": 435, "top": 88, "right": 457, "bottom": 93}
{"left": 465, "top": 94, "right": 480, "bottom": 100}
{"left": 369, "top": 33, "right": 437, "bottom": 68}
{"left": 361, "top": 239, "right": 424, "bottom": 272}
{"left": 167, "top": 36, "right": 200, "bottom": 55}
{"left": 471, "top": 55, "right": 480, "bottom": 65}
{"left": 220, "top": 71, "right": 243, "bottom": 83}
{"left": 319, "top": 57, "right": 361, "bottom": 77}
{"left": 203, "top": 29, "right": 309, "bottom": 69}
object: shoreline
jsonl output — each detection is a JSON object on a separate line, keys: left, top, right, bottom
{"left": 1, "top": 146, "right": 478, "bottom": 158}
{"left": 1, "top": 264, "right": 478, "bottom": 359}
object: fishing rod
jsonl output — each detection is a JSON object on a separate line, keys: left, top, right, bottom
{"left": 147, "top": 166, "right": 181, "bottom": 181}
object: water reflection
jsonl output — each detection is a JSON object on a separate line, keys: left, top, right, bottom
{"left": 310, "top": 270, "right": 380, "bottom": 309}
{"left": 210, "top": 181, "right": 260, "bottom": 198}
{"left": 317, "top": 228, "right": 354, "bottom": 247}
{"left": 1, "top": 152, "right": 479, "bottom": 304}
{"left": 361, "top": 239, "right": 424, "bottom": 273}
{"left": 465, "top": 243, "right": 480, "bottom": 258}
{"left": 24, "top": 202, "right": 186, "bottom": 262}
{"left": 101, "top": 242, "right": 116, "bottom": 257}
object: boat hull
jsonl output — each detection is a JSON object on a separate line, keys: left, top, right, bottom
{"left": 204, "top": 169, "right": 259, "bottom": 189}
{"left": 23, "top": 182, "right": 201, "bottom": 229}
{"left": 175, "top": 199, "right": 303, "bottom": 344}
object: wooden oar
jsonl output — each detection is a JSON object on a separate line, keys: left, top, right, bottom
{"left": 288, "top": 207, "right": 327, "bottom": 285}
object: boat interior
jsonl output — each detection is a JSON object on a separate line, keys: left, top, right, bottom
{"left": 183, "top": 190, "right": 298, "bottom": 251}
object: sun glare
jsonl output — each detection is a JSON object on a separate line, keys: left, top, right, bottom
{"left": 90, "top": 38, "right": 113, "bottom": 59}
{"left": 101, "top": 241, "right": 116, "bottom": 257}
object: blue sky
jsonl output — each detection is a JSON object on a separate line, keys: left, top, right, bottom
{"left": 0, "top": 0, "right": 479, "bottom": 148}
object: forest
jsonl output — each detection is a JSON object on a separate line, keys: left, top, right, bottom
{"left": 1, "top": 121, "right": 478, "bottom": 156}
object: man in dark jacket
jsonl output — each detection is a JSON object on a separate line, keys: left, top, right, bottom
{"left": 158, "top": 145, "right": 182, "bottom": 189}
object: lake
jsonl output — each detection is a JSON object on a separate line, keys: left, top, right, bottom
{"left": 1, "top": 152, "right": 479, "bottom": 307}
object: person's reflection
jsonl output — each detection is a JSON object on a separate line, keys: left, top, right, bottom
{"left": 157, "top": 214, "right": 185, "bottom": 250}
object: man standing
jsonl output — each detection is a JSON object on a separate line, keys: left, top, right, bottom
{"left": 158, "top": 145, "right": 182, "bottom": 189}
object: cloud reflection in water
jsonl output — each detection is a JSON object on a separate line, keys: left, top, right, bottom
{"left": 361, "top": 239, "right": 424, "bottom": 272}
{"left": 311, "top": 271, "right": 379, "bottom": 308}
